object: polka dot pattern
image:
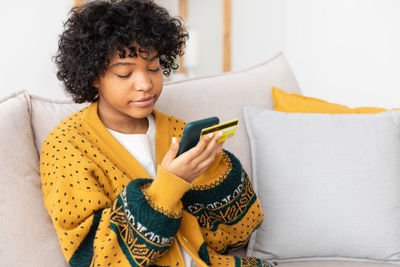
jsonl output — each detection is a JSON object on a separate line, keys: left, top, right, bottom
{"left": 40, "top": 109, "right": 132, "bottom": 263}
{"left": 168, "top": 114, "right": 186, "bottom": 141}
{"left": 39, "top": 108, "right": 192, "bottom": 265}
{"left": 39, "top": 104, "right": 264, "bottom": 266}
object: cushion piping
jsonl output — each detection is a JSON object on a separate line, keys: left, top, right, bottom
{"left": 30, "top": 94, "right": 75, "bottom": 104}
{"left": 0, "top": 90, "right": 27, "bottom": 103}
{"left": 164, "top": 52, "right": 298, "bottom": 86}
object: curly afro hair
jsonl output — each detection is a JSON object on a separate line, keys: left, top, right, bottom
{"left": 54, "top": 0, "right": 188, "bottom": 103}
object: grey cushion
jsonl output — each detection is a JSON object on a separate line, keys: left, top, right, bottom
{"left": 244, "top": 107, "right": 400, "bottom": 264}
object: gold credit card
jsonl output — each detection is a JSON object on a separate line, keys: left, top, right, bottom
{"left": 200, "top": 118, "right": 239, "bottom": 142}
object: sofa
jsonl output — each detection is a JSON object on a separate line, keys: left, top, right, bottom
{"left": 1, "top": 53, "right": 398, "bottom": 266}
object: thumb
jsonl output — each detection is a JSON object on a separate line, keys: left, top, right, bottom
{"left": 164, "top": 137, "right": 180, "bottom": 162}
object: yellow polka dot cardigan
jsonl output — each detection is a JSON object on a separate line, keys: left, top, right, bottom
{"left": 40, "top": 101, "right": 271, "bottom": 267}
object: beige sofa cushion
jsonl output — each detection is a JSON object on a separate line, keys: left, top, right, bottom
{"left": 0, "top": 92, "right": 67, "bottom": 266}
{"left": 32, "top": 52, "right": 302, "bottom": 180}
{"left": 156, "top": 52, "right": 301, "bottom": 178}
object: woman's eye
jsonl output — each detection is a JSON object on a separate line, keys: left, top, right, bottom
{"left": 117, "top": 74, "right": 131, "bottom": 78}
{"left": 149, "top": 68, "right": 160, "bottom": 73}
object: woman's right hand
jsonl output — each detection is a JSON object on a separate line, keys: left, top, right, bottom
{"left": 160, "top": 132, "right": 224, "bottom": 183}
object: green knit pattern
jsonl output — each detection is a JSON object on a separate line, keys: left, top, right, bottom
{"left": 110, "top": 178, "right": 182, "bottom": 266}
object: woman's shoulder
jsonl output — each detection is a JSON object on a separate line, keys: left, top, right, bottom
{"left": 41, "top": 106, "right": 90, "bottom": 150}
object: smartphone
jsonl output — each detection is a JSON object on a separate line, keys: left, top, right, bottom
{"left": 176, "top": 116, "right": 220, "bottom": 156}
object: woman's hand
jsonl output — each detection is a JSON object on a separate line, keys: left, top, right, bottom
{"left": 161, "top": 132, "right": 225, "bottom": 183}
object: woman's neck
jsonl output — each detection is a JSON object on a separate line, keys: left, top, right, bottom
{"left": 97, "top": 102, "right": 150, "bottom": 134}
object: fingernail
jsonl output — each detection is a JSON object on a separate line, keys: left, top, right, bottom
{"left": 172, "top": 137, "right": 176, "bottom": 143}
{"left": 218, "top": 131, "right": 223, "bottom": 137}
{"left": 208, "top": 133, "right": 214, "bottom": 138}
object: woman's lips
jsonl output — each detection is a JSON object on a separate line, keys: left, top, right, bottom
{"left": 130, "top": 96, "right": 154, "bottom": 107}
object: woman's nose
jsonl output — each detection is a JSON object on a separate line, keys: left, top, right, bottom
{"left": 134, "top": 72, "right": 152, "bottom": 91}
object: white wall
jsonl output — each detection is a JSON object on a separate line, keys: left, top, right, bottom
{"left": 284, "top": 0, "right": 400, "bottom": 108}
{"left": 187, "top": 0, "right": 222, "bottom": 77}
{"left": 232, "top": 0, "right": 286, "bottom": 71}
{"left": 156, "top": 0, "right": 222, "bottom": 77}
{"left": 233, "top": 0, "right": 400, "bottom": 108}
{"left": 0, "top": 0, "right": 73, "bottom": 100}
{"left": 1, "top": 0, "right": 400, "bottom": 108}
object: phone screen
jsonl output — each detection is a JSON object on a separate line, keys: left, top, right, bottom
{"left": 176, "top": 116, "right": 219, "bottom": 156}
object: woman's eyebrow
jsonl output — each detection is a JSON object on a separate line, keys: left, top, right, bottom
{"left": 110, "top": 62, "right": 135, "bottom": 68}
{"left": 110, "top": 55, "right": 159, "bottom": 68}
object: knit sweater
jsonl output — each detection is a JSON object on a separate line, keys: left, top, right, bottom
{"left": 40, "top": 101, "right": 270, "bottom": 267}
{"left": 107, "top": 114, "right": 195, "bottom": 267}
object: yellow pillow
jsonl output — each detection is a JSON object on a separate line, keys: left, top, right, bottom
{"left": 272, "top": 87, "right": 396, "bottom": 113}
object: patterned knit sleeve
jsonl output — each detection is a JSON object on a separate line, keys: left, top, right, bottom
{"left": 181, "top": 149, "right": 264, "bottom": 255}
{"left": 40, "top": 139, "right": 190, "bottom": 267}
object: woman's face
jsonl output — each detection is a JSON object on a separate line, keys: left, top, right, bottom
{"left": 93, "top": 46, "right": 163, "bottom": 133}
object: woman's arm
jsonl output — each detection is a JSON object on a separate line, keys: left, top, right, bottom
{"left": 181, "top": 149, "right": 264, "bottom": 255}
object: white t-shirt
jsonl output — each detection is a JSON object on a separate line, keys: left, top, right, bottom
{"left": 107, "top": 114, "right": 195, "bottom": 267}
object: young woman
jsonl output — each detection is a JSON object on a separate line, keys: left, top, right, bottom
{"left": 40, "top": 1, "right": 276, "bottom": 266}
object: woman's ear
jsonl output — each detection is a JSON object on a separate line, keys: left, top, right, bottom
{"left": 92, "top": 78, "right": 99, "bottom": 89}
